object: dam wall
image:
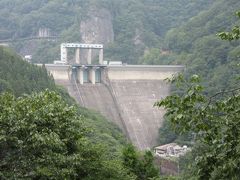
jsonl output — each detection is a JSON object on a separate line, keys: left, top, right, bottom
{"left": 106, "top": 65, "right": 182, "bottom": 150}
{"left": 109, "top": 80, "right": 168, "bottom": 150}
{"left": 44, "top": 64, "right": 184, "bottom": 150}
{"left": 48, "top": 67, "right": 128, "bottom": 136}
{"left": 43, "top": 64, "right": 70, "bottom": 80}
{"left": 73, "top": 83, "right": 126, "bottom": 133}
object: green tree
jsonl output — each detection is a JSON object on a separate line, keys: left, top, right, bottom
{"left": 0, "top": 79, "right": 12, "bottom": 93}
{"left": 155, "top": 10, "right": 240, "bottom": 179}
{"left": 122, "top": 144, "right": 159, "bottom": 180}
{"left": 155, "top": 74, "right": 240, "bottom": 179}
{"left": 0, "top": 90, "right": 133, "bottom": 179}
{"left": 0, "top": 46, "right": 56, "bottom": 96}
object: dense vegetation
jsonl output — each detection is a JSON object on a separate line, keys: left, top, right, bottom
{"left": 122, "top": 144, "right": 160, "bottom": 180}
{"left": 0, "top": 46, "right": 55, "bottom": 96}
{"left": 156, "top": 0, "right": 240, "bottom": 93}
{"left": 0, "top": 90, "right": 134, "bottom": 179}
{"left": 156, "top": 73, "right": 240, "bottom": 179}
{"left": 103, "top": 0, "right": 213, "bottom": 64}
{"left": 156, "top": 10, "right": 240, "bottom": 179}
{"left": 157, "top": 0, "right": 240, "bottom": 146}
{"left": 0, "top": 0, "right": 212, "bottom": 63}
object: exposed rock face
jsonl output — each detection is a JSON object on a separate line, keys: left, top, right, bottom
{"left": 80, "top": 8, "right": 114, "bottom": 45}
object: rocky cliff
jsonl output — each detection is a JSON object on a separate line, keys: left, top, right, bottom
{"left": 79, "top": 8, "right": 114, "bottom": 64}
{"left": 80, "top": 8, "right": 114, "bottom": 45}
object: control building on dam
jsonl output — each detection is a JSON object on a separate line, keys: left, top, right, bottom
{"left": 43, "top": 43, "right": 184, "bottom": 150}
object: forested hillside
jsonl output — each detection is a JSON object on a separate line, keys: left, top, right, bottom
{"left": 0, "top": 0, "right": 212, "bottom": 63}
{"left": 157, "top": 0, "right": 240, "bottom": 151}
{"left": 157, "top": 0, "right": 240, "bottom": 128}
{"left": 160, "top": 0, "right": 240, "bottom": 94}
{"left": 104, "top": 0, "right": 213, "bottom": 63}
{"left": 0, "top": 46, "right": 55, "bottom": 96}
{"left": 155, "top": 11, "right": 240, "bottom": 179}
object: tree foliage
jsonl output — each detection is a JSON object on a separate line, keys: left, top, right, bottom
{"left": 156, "top": 5, "right": 240, "bottom": 153}
{"left": 160, "top": 1, "right": 240, "bottom": 95}
{"left": 0, "top": 46, "right": 55, "bottom": 96}
{"left": 122, "top": 144, "right": 159, "bottom": 180}
{"left": 218, "top": 12, "right": 240, "bottom": 41}
{"left": 157, "top": 117, "right": 192, "bottom": 146}
{"left": 0, "top": 90, "right": 134, "bottom": 179}
{"left": 155, "top": 74, "right": 240, "bottom": 179}
{"left": 157, "top": 7, "right": 240, "bottom": 154}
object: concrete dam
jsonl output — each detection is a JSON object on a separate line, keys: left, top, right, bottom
{"left": 43, "top": 43, "right": 184, "bottom": 150}
{"left": 45, "top": 63, "right": 183, "bottom": 150}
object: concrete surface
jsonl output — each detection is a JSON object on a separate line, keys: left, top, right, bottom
{"left": 55, "top": 78, "right": 126, "bottom": 134}
{"left": 39, "top": 64, "right": 70, "bottom": 80}
{"left": 107, "top": 65, "right": 184, "bottom": 80}
{"left": 110, "top": 80, "right": 170, "bottom": 150}
{"left": 74, "top": 83, "right": 126, "bottom": 132}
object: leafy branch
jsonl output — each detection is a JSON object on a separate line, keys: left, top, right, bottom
{"left": 156, "top": 73, "right": 240, "bottom": 179}
{"left": 218, "top": 11, "right": 240, "bottom": 41}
